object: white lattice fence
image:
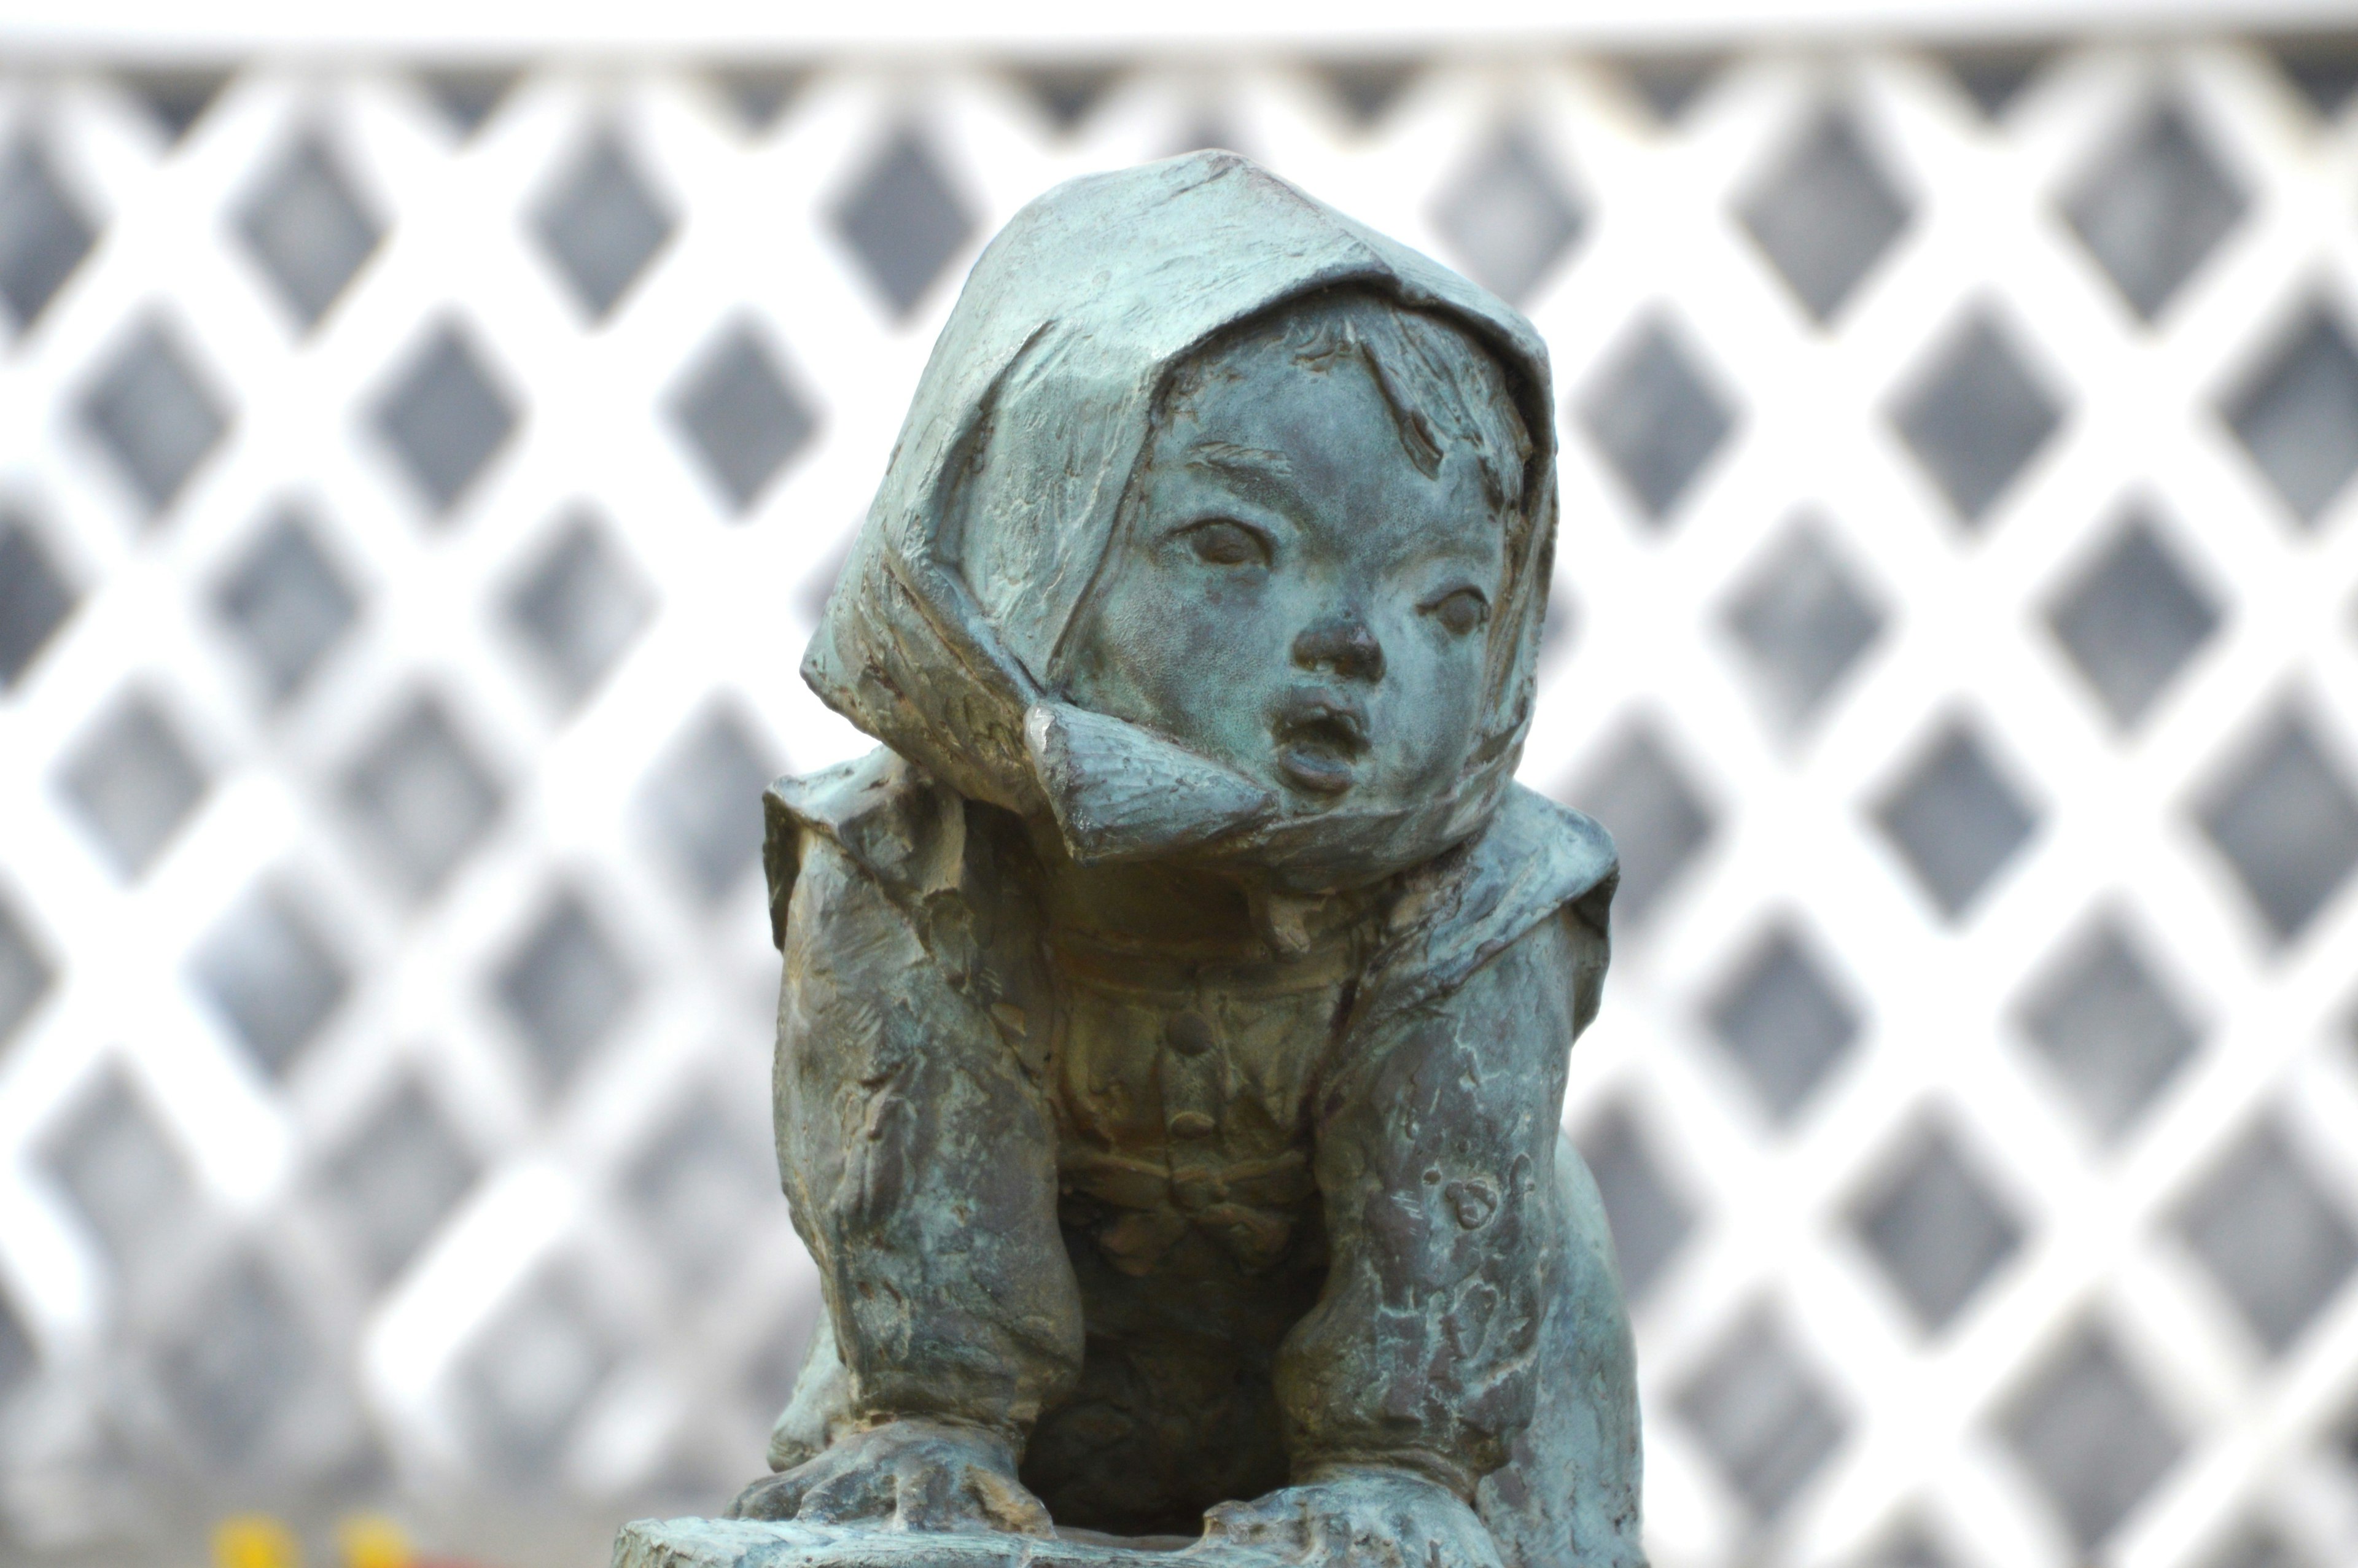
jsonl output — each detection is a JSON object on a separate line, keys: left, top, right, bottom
{"left": 2, "top": 39, "right": 2358, "bottom": 1568}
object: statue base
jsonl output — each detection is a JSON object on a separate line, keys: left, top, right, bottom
{"left": 612, "top": 1518, "right": 1290, "bottom": 1567}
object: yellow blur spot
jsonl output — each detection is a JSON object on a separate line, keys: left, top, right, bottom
{"left": 213, "top": 1515, "right": 300, "bottom": 1568}
{"left": 337, "top": 1515, "right": 412, "bottom": 1568}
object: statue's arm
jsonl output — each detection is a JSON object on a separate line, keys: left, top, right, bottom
{"left": 1275, "top": 909, "right": 1590, "bottom": 1498}
{"left": 771, "top": 827, "right": 1084, "bottom": 1450}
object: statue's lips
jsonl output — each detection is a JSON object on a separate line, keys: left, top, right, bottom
{"left": 1272, "top": 691, "right": 1369, "bottom": 796}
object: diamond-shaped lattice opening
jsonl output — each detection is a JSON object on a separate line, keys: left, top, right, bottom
{"left": 338, "top": 693, "right": 504, "bottom": 901}
{"left": 45, "top": 1071, "right": 201, "bottom": 1299}
{"left": 2176, "top": 1119, "right": 2358, "bottom": 1356}
{"left": 1, "top": 135, "right": 96, "bottom": 333}
{"left": 235, "top": 131, "right": 381, "bottom": 332}
{"left": 1675, "top": 1303, "right": 1847, "bottom": 1521}
{"left": 1891, "top": 308, "right": 2062, "bottom": 527}
{"left": 1575, "top": 1102, "right": 1693, "bottom": 1300}
{"left": 667, "top": 322, "right": 820, "bottom": 516}
{"left": 79, "top": 317, "right": 231, "bottom": 520}
{"left": 531, "top": 128, "right": 675, "bottom": 323}
{"left": 154, "top": 1254, "right": 312, "bottom": 1469}
{"left": 1720, "top": 515, "right": 1884, "bottom": 737}
{"left": 1169, "top": 115, "right": 1242, "bottom": 160}
{"left": 1538, "top": 576, "right": 1579, "bottom": 664}
{"left": 638, "top": 1446, "right": 742, "bottom": 1521}
{"left": 1942, "top": 47, "right": 2050, "bottom": 118}
{"left": 2193, "top": 705, "right": 2358, "bottom": 945}
{"left": 1738, "top": 107, "right": 1911, "bottom": 324}
{"left": 56, "top": 689, "right": 209, "bottom": 881}
{"left": 1863, "top": 1521, "right": 1962, "bottom": 1568}
{"left": 492, "top": 887, "right": 636, "bottom": 1092}
{"left": 2222, "top": 305, "right": 2358, "bottom": 528}
{"left": 2017, "top": 917, "right": 2203, "bottom": 1144}
{"left": 2200, "top": 1521, "right": 2306, "bottom": 1568}
{"left": 457, "top": 1265, "right": 617, "bottom": 1481}
{"left": 710, "top": 68, "right": 805, "bottom": 134}
{"left": 0, "top": 890, "right": 55, "bottom": 1052}
{"left": 121, "top": 69, "right": 228, "bottom": 144}
{"left": 744, "top": 1300, "right": 824, "bottom": 1421}
{"left": 211, "top": 505, "right": 361, "bottom": 705}
{"left": 2338, "top": 1417, "right": 2358, "bottom": 1496}
{"left": 2269, "top": 36, "right": 2358, "bottom": 121}
{"left": 2062, "top": 100, "right": 2245, "bottom": 324}
{"left": 2045, "top": 506, "right": 2220, "bottom": 732}
{"left": 626, "top": 1089, "right": 774, "bottom": 1291}
{"left": 2000, "top": 1325, "right": 2183, "bottom": 1554}
{"left": 829, "top": 126, "right": 976, "bottom": 320}
{"left": 796, "top": 526, "right": 857, "bottom": 624}
{"left": 1579, "top": 313, "right": 1737, "bottom": 526}
{"left": 1706, "top": 923, "right": 1862, "bottom": 1125}
{"left": 1849, "top": 1119, "right": 2022, "bottom": 1333}
{"left": 189, "top": 882, "right": 348, "bottom": 1079}
{"left": 1563, "top": 720, "right": 1715, "bottom": 931}
{"left": 1, "top": 508, "right": 79, "bottom": 689}
{"left": 1621, "top": 55, "right": 1722, "bottom": 123}
{"left": 1871, "top": 720, "right": 2038, "bottom": 921}
{"left": 1315, "top": 61, "right": 1417, "bottom": 129}
{"left": 500, "top": 508, "right": 653, "bottom": 709}
{"left": 638, "top": 704, "right": 779, "bottom": 906}
{"left": 419, "top": 69, "right": 516, "bottom": 138}
{"left": 1014, "top": 65, "right": 1126, "bottom": 133}
{"left": 320, "top": 1078, "right": 477, "bottom": 1287}
{"left": 0, "top": 1284, "right": 36, "bottom": 1410}
{"left": 1430, "top": 123, "right": 1585, "bottom": 308}
{"left": 370, "top": 321, "right": 518, "bottom": 519}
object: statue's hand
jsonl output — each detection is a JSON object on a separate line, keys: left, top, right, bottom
{"left": 725, "top": 1417, "right": 1054, "bottom": 1536}
{"left": 1196, "top": 1465, "right": 1504, "bottom": 1568}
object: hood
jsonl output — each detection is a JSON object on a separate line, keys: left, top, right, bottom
{"left": 802, "top": 149, "right": 1560, "bottom": 890}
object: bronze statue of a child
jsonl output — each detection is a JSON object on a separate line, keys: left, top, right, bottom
{"left": 729, "top": 152, "right": 1642, "bottom": 1568}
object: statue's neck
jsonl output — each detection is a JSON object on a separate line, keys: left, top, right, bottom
{"left": 1021, "top": 817, "right": 1379, "bottom": 963}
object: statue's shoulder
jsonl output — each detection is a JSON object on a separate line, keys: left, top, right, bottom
{"left": 1479, "top": 784, "right": 1617, "bottom": 917}
{"left": 1444, "top": 782, "right": 1619, "bottom": 957}
{"left": 1358, "top": 784, "right": 1619, "bottom": 1023}
{"left": 761, "top": 747, "right": 966, "bottom": 948}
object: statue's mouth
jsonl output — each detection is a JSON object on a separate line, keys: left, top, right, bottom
{"left": 1272, "top": 690, "right": 1369, "bottom": 797}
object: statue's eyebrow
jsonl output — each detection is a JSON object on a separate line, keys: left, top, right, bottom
{"left": 1184, "top": 441, "right": 1301, "bottom": 516}
{"left": 1186, "top": 441, "right": 1294, "bottom": 483}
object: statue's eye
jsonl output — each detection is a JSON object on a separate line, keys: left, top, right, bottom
{"left": 1183, "top": 519, "right": 1271, "bottom": 568}
{"left": 1426, "top": 588, "right": 1490, "bottom": 637}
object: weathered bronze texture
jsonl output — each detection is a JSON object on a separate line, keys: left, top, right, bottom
{"left": 623, "top": 150, "right": 1642, "bottom": 1568}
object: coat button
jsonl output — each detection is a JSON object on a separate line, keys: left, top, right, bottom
{"left": 1165, "top": 1012, "right": 1215, "bottom": 1057}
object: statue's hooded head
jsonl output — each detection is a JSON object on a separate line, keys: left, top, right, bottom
{"left": 804, "top": 152, "right": 1558, "bottom": 894}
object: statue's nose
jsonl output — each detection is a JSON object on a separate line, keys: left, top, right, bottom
{"left": 1291, "top": 615, "right": 1385, "bottom": 683}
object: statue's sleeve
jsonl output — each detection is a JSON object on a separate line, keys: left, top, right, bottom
{"left": 1275, "top": 906, "right": 1600, "bottom": 1497}
{"left": 771, "top": 820, "right": 1084, "bottom": 1446}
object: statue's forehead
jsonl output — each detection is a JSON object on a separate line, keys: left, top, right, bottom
{"left": 1131, "top": 405, "right": 1501, "bottom": 576}
{"left": 1159, "top": 339, "right": 1395, "bottom": 437}
{"left": 1148, "top": 340, "right": 1467, "bottom": 480}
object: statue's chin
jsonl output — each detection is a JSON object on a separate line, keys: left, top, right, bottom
{"left": 1024, "top": 699, "right": 1492, "bottom": 895}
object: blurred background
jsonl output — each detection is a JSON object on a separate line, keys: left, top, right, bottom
{"left": 4, "top": 7, "right": 2358, "bottom": 1567}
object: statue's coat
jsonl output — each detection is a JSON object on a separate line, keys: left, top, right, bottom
{"left": 749, "top": 151, "right": 1646, "bottom": 1567}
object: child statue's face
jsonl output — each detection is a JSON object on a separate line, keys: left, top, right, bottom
{"left": 1062, "top": 329, "right": 1508, "bottom": 826}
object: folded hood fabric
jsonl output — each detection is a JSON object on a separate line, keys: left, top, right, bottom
{"left": 802, "top": 149, "right": 1561, "bottom": 890}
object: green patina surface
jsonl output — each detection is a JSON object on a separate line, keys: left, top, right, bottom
{"left": 639, "top": 152, "right": 1647, "bottom": 1568}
